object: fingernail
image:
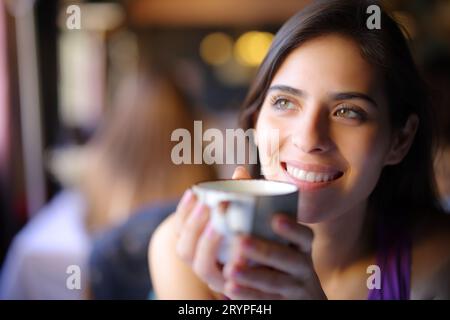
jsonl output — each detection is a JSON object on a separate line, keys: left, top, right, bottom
{"left": 192, "top": 203, "right": 206, "bottom": 219}
{"left": 205, "top": 223, "right": 216, "bottom": 239}
{"left": 179, "top": 189, "right": 194, "bottom": 206}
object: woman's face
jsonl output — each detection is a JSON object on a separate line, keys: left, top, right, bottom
{"left": 255, "top": 34, "right": 393, "bottom": 223}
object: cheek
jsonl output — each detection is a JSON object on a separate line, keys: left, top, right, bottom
{"left": 296, "top": 125, "right": 391, "bottom": 222}
{"left": 255, "top": 120, "right": 278, "bottom": 177}
{"left": 335, "top": 123, "right": 390, "bottom": 194}
{"left": 255, "top": 110, "right": 275, "bottom": 154}
{"left": 256, "top": 106, "right": 297, "bottom": 146}
{"left": 255, "top": 109, "right": 294, "bottom": 175}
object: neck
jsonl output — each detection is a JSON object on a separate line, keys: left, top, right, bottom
{"left": 305, "top": 201, "right": 375, "bottom": 281}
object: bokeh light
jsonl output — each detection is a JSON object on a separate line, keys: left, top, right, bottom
{"left": 234, "top": 31, "right": 274, "bottom": 67}
{"left": 199, "top": 32, "right": 233, "bottom": 66}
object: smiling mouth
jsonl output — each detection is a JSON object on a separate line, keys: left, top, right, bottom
{"left": 281, "top": 162, "right": 344, "bottom": 183}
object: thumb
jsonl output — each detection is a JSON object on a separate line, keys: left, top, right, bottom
{"left": 232, "top": 166, "right": 252, "bottom": 180}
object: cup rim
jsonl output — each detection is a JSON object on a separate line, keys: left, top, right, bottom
{"left": 192, "top": 178, "right": 298, "bottom": 197}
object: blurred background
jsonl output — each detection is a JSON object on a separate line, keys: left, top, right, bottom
{"left": 0, "top": 0, "right": 449, "bottom": 299}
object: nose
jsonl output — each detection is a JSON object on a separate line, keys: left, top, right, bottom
{"left": 291, "top": 106, "right": 333, "bottom": 154}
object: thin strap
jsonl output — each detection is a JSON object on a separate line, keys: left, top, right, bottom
{"left": 367, "top": 221, "right": 411, "bottom": 300}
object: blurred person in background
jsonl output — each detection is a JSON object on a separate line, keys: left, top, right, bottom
{"left": 80, "top": 71, "right": 216, "bottom": 234}
{"left": 0, "top": 70, "right": 216, "bottom": 299}
{"left": 85, "top": 71, "right": 217, "bottom": 299}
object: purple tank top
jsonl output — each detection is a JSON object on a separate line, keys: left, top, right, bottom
{"left": 367, "top": 221, "right": 411, "bottom": 300}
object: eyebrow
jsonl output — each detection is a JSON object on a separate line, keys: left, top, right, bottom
{"left": 268, "top": 85, "right": 378, "bottom": 108}
{"left": 331, "top": 92, "right": 378, "bottom": 108}
{"left": 268, "top": 85, "right": 306, "bottom": 98}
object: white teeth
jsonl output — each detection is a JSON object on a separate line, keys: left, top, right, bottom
{"left": 306, "top": 172, "right": 315, "bottom": 182}
{"left": 286, "top": 164, "right": 339, "bottom": 183}
{"left": 315, "top": 173, "right": 323, "bottom": 182}
{"left": 298, "top": 170, "right": 306, "bottom": 180}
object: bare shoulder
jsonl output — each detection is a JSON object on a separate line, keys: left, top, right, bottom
{"left": 148, "top": 213, "right": 218, "bottom": 299}
{"left": 410, "top": 212, "right": 450, "bottom": 299}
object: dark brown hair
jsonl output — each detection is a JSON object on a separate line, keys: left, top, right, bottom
{"left": 240, "top": 0, "right": 443, "bottom": 220}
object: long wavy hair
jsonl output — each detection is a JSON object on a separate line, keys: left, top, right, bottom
{"left": 239, "top": 0, "right": 444, "bottom": 222}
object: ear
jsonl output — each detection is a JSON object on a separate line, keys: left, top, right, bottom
{"left": 384, "top": 114, "right": 419, "bottom": 166}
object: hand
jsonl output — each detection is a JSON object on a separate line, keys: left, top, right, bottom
{"left": 174, "top": 166, "right": 251, "bottom": 294}
{"left": 174, "top": 167, "right": 326, "bottom": 299}
{"left": 221, "top": 215, "right": 327, "bottom": 299}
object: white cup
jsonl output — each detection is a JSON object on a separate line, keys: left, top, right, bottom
{"left": 192, "top": 179, "right": 299, "bottom": 264}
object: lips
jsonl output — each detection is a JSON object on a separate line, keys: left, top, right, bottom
{"left": 281, "top": 161, "right": 344, "bottom": 185}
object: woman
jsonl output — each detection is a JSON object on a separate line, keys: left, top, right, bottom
{"left": 149, "top": 0, "right": 450, "bottom": 299}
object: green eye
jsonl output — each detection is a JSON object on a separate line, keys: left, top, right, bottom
{"left": 334, "top": 106, "right": 365, "bottom": 120}
{"left": 272, "top": 98, "right": 297, "bottom": 111}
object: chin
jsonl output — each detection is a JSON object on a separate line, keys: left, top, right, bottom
{"left": 296, "top": 203, "right": 330, "bottom": 224}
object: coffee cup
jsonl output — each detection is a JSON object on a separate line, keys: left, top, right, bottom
{"left": 192, "top": 179, "right": 299, "bottom": 264}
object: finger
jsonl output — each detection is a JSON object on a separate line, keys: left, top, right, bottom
{"left": 224, "top": 265, "right": 303, "bottom": 298}
{"left": 232, "top": 166, "right": 252, "bottom": 180}
{"left": 174, "top": 189, "right": 197, "bottom": 235}
{"left": 176, "top": 203, "right": 210, "bottom": 264}
{"left": 271, "top": 214, "right": 314, "bottom": 253}
{"left": 236, "top": 235, "right": 311, "bottom": 280}
{"left": 227, "top": 235, "right": 249, "bottom": 267}
{"left": 193, "top": 223, "right": 225, "bottom": 293}
{"left": 224, "top": 281, "right": 283, "bottom": 300}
